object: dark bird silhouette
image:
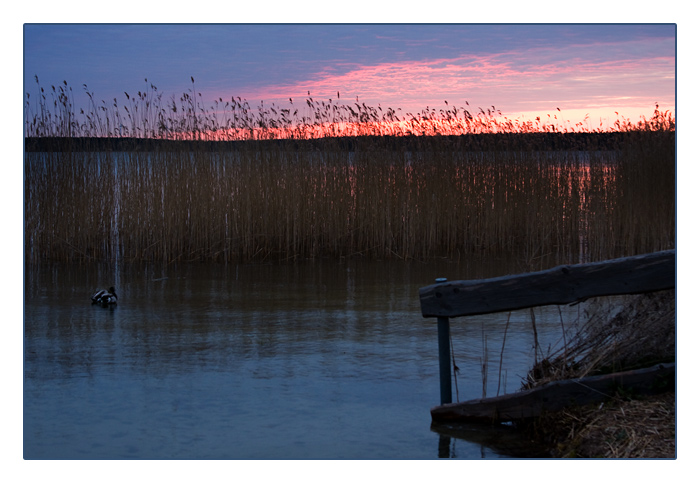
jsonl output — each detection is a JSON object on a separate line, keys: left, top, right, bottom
{"left": 91, "top": 287, "right": 118, "bottom": 306}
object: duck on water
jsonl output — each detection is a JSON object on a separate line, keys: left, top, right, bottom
{"left": 91, "top": 287, "right": 118, "bottom": 306}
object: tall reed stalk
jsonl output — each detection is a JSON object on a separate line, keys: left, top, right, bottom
{"left": 24, "top": 79, "right": 675, "bottom": 265}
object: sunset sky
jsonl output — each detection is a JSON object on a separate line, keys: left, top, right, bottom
{"left": 23, "top": 23, "right": 675, "bottom": 130}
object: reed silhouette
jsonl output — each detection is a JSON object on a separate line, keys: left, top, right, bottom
{"left": 23, "top": 78, "right": 675, "bottom": 264}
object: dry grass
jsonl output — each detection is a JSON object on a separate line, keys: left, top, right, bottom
{"left": 520, "top": 289, "right": 676, "bottom": 458}
{"left": 523, "top": 289, "right": 676, "bottom": 387}
{"left": 533, "top": 391, "right": 676, "bottom": 458}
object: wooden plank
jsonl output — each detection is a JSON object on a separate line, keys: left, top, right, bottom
{"left": 430, "top": 363, "right": 675, "bottom": 423}
{"left": 419, "top": 250, "right": 675, "bottom": 318}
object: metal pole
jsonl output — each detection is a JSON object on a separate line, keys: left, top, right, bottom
{"left": 435, "top": 278, "right": 452, "bottom": 405}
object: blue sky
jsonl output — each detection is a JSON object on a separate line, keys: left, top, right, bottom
{"left": 23, "top": 23, "right": 675, "bottom": 128}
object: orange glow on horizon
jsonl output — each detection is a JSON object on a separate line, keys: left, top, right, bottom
{"left": 161, "top": 106, "right": 675, "bottom": 142}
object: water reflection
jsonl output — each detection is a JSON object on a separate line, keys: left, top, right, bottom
{"left": 431, "top": 422, "right": 551, "bottom": 458}
{"left": 25, "top": 259, "right": 576, "bottom": 459}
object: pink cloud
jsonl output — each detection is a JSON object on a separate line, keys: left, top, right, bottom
{"left": 213, "top": 38, "right": 674, "bottom": 126}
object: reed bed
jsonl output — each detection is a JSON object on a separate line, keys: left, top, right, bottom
{"left": 24, "top": 78, "right": 676, "bottom": 265}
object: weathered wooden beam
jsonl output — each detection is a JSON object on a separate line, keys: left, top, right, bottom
{"left": 430, "top": 363, "right": 675, "bottom": 423}
{"left": 419, "top": 250, "right": 675, "bottom": 318}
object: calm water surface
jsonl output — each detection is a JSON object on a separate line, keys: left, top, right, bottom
{"left": 24, "top": 259, "right": 580, "bottom": 459}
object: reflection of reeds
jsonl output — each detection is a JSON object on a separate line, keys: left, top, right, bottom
{"left": 23, "top": 79, "right": 675, "bottom": 265}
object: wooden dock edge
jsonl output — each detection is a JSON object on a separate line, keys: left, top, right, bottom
{"left": 430, "top": 362, "right": 675, "bottom": 423}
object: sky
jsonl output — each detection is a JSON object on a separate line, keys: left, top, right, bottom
{"left": 23, "top": 23, "right": 676, "bottom": 131}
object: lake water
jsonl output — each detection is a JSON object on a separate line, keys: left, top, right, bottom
{"left": 24, "top": 258, "right": 581, "bottom": 459}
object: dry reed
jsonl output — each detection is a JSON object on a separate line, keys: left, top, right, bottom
{"left": 529, "top": 391, "right": 675, "bottom": 458}
{"left": 24, "top": 77, "right": 675, "bottom": 140}
{"left": 24, "top": 78, "right": 676, "bottom": 265}
{"left": 519, "top": 289, "right": 675, "bottom": 458}
{"left": 523, "top": 289, "right": 676, "bottom": 388}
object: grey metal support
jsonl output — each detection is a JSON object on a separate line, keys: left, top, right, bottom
{"left": 435, "top": 278, "right": 452, "bottom": 405}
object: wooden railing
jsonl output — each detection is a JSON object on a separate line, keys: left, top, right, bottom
{"left": 418, "top": 250, "right": 676, "bottom": 407}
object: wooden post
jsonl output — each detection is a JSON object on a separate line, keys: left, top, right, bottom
{"left": 435, "top": 278, "right": 452, "bottom": 405}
